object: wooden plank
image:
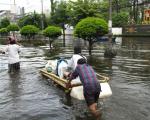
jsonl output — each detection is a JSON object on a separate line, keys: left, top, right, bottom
{"left": 39, "top": 69, "right": 110, "bottom": 88}
{"left": 40, "top": 69, "right": 67, "bottom": 83}
{"left": 41, "top": 72, "right": 66, "bottom": 88}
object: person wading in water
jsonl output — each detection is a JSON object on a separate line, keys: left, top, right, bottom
{"left": 67, "top": 58, "right": 102, "bottom": 120}
{"left": 0, "top": 36, "right": 21, "bottom": 73}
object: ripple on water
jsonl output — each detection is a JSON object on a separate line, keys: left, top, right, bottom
{"left": 0, "top": 40, "right": 150, "bottom": 120}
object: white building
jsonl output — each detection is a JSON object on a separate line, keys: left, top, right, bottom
{"left": 0, "top": 10, "right": 14, "bottom": 22}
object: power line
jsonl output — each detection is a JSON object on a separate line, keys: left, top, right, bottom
{"left": 41, "top": 0, "right": 44, "bottom": 30}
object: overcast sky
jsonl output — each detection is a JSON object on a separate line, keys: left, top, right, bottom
{"left": 0, "top": 0, "right": 50, "bottom": 13}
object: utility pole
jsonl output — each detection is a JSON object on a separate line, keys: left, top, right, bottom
{"left": 13, "top": 0, "right": 16, "bottom": 23}
{"left": 14, "top": 0, "right": 16, "bottom": 5}
{"left": 108, "top": 0, "right": 112, "bottom": 43}
{"left": 104, "top": 0, "right": 117, "bottom": 58}
{"left": 12, "top": 0, "right": 16, "bottom": 37}
{"left": 41, "top": 0, "right": 44, "bottom": 30}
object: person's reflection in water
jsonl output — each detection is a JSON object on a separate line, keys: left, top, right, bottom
{"left": 9, "top": 72, "right": 22, "bottom": 103}
{"left": 8, "top": 72, "right": 23, "bottom": 120}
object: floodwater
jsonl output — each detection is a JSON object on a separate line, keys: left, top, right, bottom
{"left": 0, "top": 37, "right": 150, "bottom": 120}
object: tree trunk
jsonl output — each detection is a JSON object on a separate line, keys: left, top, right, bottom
{"left": 12, "top": 31, "right": 15, "bottom": 38}
{"left": 141, "top": 1, "right": 144, "bottom": 23}
{"left": 49, "top": 38, "right": 52, "bottom": 51}
{"left": 28, "top": 35, "right": 31, "bottom": 43}
{"left": 88, "top": 40, "right": 92, "bottom": 55}
{"left": 136, "top": 0, "right": 138, "bottom": 23}
{"left": 114, "top": 0, "right": 119, "bottom": 13}
{"left": 62, "top": 28, "right": 65, "bottom": 47}
{"left": 133, "top": 0, "right": 137, "bottom": 23}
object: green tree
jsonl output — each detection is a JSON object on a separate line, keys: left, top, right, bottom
{"left": 43, "top": 26, "right": 62, "bottom": 50}
{"left": 51, "top": 1, "right": 70, "bottom": 47}
{"left": 98, "top": 1, "right": 109, "bottom": 21}
{"left": 111, "top": 0, "right": 144, "bottom": 24}
{"left": 7, "top": 24, "right": 19, "bottom": 31}
{"left": 0, "top": 18, "right": 10, "bottom": 28}
{"left": 112, "top": 12, "right": 129, "bottom": 27}
{"left": 112, "top": 0, "right": 130, "bottom": 13}
{"left": 68, "top": 0, "right": 101, "bottom": 26}
{"left": 20, "top": 25, "right": 39, "bottom": 41}
{"left": 97, "top": 0, "right": 130, "bottom": 22}
{"left": 18, "top": 12, "right": 47, "bottom": 29}
{"left": 50, "top": 0, "right": 58, "bottom": 16}
{"left": 74, "top": 17, "right": 108, "bottom": 55}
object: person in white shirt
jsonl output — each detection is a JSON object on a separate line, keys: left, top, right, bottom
{"left": 0, "top": 37, "right": 21, "bottom": 73}
{"left": 68, "top": 46, "right": 86, "bottom": 71}
{"left": 63, "top": 46, "right": 87, "bottom": 84}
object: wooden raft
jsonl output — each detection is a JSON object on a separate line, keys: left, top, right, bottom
{"left": 39, "top": 68, "right": 109, "bottom": 89}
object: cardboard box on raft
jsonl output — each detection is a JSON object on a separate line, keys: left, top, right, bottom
{"left": 70, "top": 82, "right": 112, "bottom": 100}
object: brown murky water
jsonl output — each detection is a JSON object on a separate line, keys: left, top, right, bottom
{"left": 0, "top": 37, "right": 150, "bottom": 120}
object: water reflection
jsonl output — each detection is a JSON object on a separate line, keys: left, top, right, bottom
{"left": 88, "top": 56, "right": 113, "bottom": 75}
{"left": 9, "top": 72, "right": 22, "bottom": 99}
{"left": 115, "top": 37, "right": 150, "bottom": 86}
{"left": 122, "top": 37, "right": 150, "bottom": 60}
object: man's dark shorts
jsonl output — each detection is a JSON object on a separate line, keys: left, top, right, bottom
{"left": 84, "top": 89, "right": 100, "bottom": 106}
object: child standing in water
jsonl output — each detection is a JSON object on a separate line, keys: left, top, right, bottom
{"left": 67, "top": 58, "right": 101, "bottom": 119}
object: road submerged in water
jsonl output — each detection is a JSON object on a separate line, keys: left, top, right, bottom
{"left": 0, "top": 37, "right": 150, "bottom": 120}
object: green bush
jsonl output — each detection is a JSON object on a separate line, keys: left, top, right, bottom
{"left": 74, "top": 17, "right": 108, "bottom": 55}
{"left": 0, "top": 28, "right": 8, "bottom": 36}
{"left": 74, "top": 17, "right": 108, "bottom": 38}
{"left": 43, "top": 26, "right": 62, "bottom": 38}
{"left": 20, "top": 25, "right": 39, "bottom": 40}
{"left": 43, "top": 26, "right": 62, "bottom": 50}
{"left": 7, "top": 24, "right": 19, "bottom": 32}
